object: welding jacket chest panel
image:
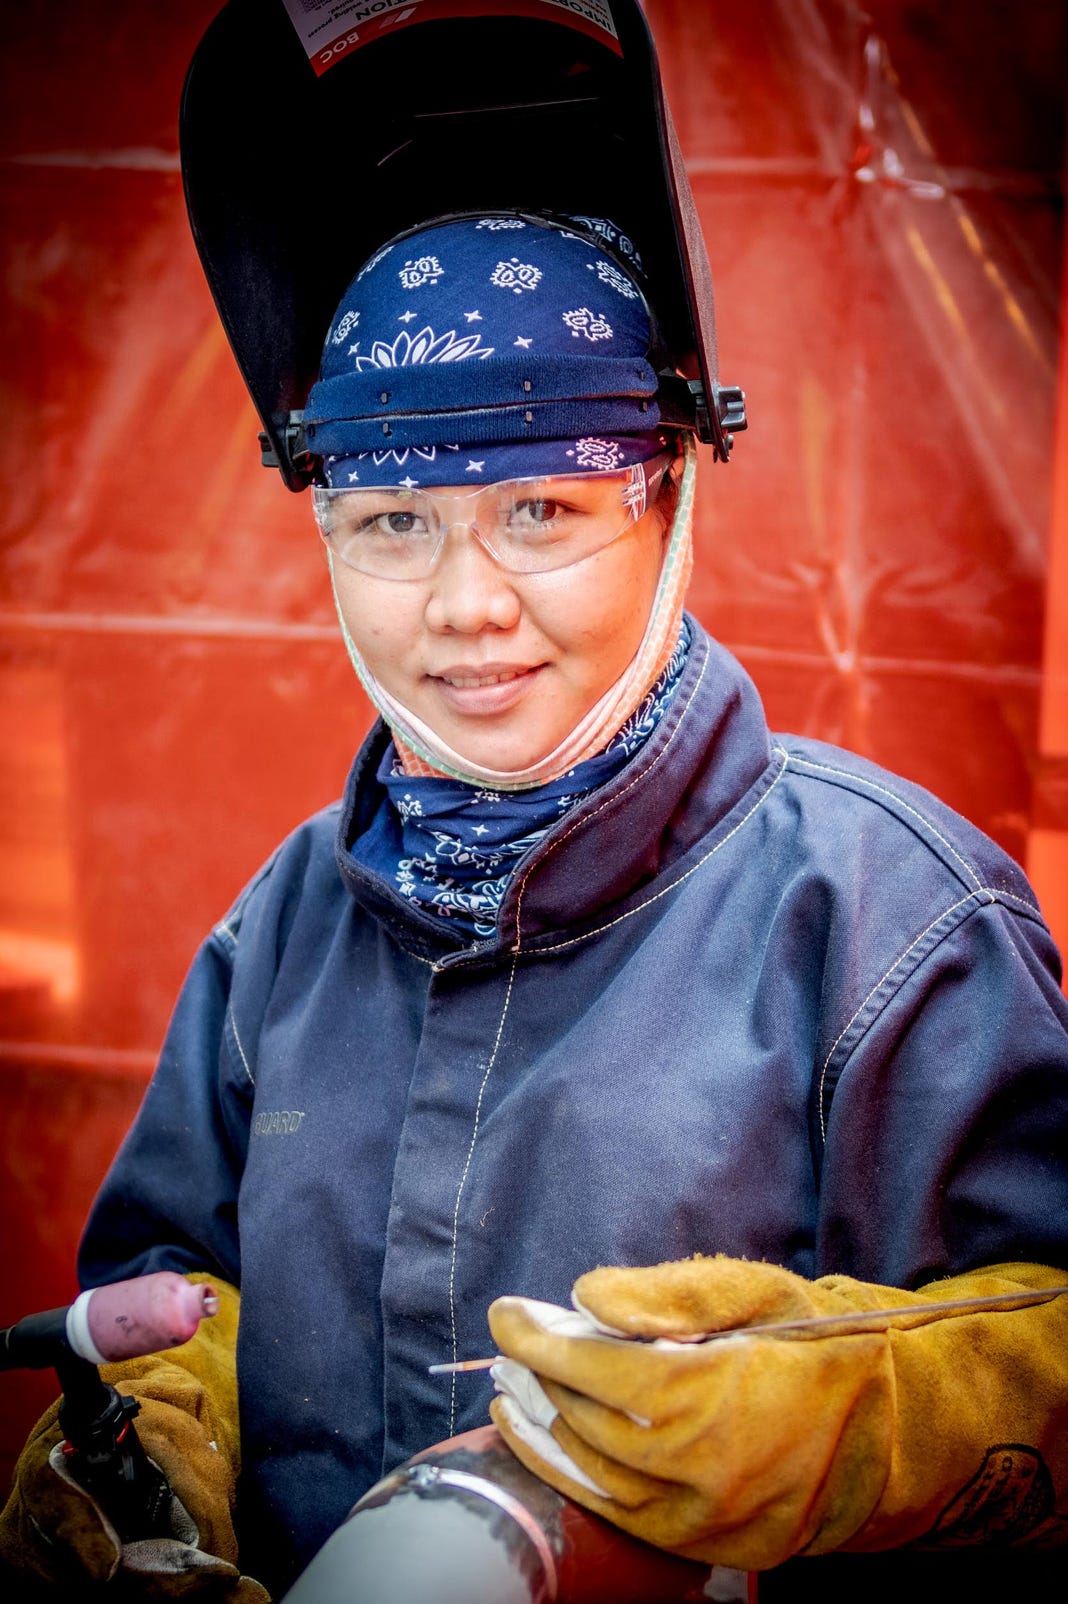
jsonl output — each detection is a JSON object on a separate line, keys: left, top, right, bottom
{"left": 78, "top": 622, "right": 1068, "bottom": 1592}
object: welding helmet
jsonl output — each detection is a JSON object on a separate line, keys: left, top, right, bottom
{"left": 180, "top": 0, "right": 746, "bottom": 489}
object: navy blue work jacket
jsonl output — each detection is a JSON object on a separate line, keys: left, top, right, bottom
{"left": 79, "top": 622, "right": 1068, "bottom": 1592}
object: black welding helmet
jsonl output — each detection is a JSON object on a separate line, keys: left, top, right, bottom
{"left": 180, "top": 0, "right": 746, "bottom": 489}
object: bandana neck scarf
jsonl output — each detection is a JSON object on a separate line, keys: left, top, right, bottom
{"left": 327, "top": 433, "right": 697, "bottom": 790}
{"left": 358, "top": 621, "right": 691, "bottom": 942}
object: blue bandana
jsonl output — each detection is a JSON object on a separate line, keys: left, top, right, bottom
{"left": 304, "top": 214, "right": 669, "bottom": 488}
{"left": 353, "top": 622, "right": 691, "bottom": 941}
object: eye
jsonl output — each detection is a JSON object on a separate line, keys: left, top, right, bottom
{"left": 348, "top": 506, "right": 432, "bottom": 542}
{"left": 379, "top": 510, "right": 422, "bottom": 536}
{"left": 510, "top": 497, "right": 560, "bottom": 527}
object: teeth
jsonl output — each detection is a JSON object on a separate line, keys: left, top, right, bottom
{"left": 443, "top": 670, "right": 523, "bottom": 688}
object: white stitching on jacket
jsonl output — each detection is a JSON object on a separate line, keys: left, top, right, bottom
{"left": 816, "top": 888, "right": 996, "bottom": 1141}
{"left": 225, "top": 1004, "right": 256, "bottom": 1089}
{"left": 987, "top": 888, "right": 1048, "bottom": 917}
{"left": 442, "top": 646, "right": 712, "bottom": 1417}
{"left": 786, "top": 754, "right": 988, "bottom": 893}
{"left": 447, "top": 947, "right": 519, "bottom": 1435}
{"left": 520, "top": 745, "right": 791, "bottom": 958}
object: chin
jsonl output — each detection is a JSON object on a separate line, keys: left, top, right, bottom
{"left": 449, "top": 727, "right": 560, "bottom": 775}
{"left": 459, "top": 743, "right": 554, "bottom": 775}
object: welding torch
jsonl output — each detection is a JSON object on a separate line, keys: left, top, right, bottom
{"left": 1, "top": 1273, "right": 218, "bottom": 1542}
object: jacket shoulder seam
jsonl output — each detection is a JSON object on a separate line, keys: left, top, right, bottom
{"left": 210, "top": 802, "right": 344, "bottom": 952}
{"left": 222, "top": 999, "right": 256, "bottom": 1089}
{"left": 211, "top": 849, "right": 285, "bottom": 954}
{"left": 784, "top": 753, "right": 1043, "bottom": 918}
{"left": 816, "top": 888, "right": 1037, "bottom": 1143}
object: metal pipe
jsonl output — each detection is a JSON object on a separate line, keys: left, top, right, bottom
{"left": 281, "top": 1426, "right": 742, "bottom": 1604}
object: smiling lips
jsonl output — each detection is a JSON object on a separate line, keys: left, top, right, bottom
{"left": 431, "top": 662, "right": 543, "bottom": 714}
{"left": 436, "top": 664, "right": 529, "bottom": 688}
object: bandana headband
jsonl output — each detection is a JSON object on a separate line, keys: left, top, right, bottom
{"left": 307, "top": 214, "right": 673, "bottom": 489}
{"left": 322, "top": 428, "right": 670, "bottom": 491}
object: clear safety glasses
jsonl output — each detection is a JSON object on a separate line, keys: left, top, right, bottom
{"left": 312, "top": 456, "right": 672, "bottom": 581}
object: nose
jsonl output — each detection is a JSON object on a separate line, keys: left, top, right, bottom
{"left": 424, "top": 521, "right": 522, "bottom": 634}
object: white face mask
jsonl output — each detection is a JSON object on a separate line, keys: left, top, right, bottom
{"left": 327, "top": 436, "right": 696, "bottom": 791}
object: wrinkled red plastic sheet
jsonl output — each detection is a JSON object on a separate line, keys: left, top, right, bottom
{"left": 0, "top": 0, "right": 1064, "bottom": 1481}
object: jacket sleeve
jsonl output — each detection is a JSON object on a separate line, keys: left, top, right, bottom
{"left": 78, "top": 910, "right": 255, "bottom": 1293}
{"left": 815, "top": 894, "right": 1068, "bottom": 1286}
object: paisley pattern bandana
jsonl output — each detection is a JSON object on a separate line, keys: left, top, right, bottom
{"left": 356, "top": 622, "right": 691, "bottom": 941}
{"left": 304, "top": 213, "right": 669, "bottom": 487}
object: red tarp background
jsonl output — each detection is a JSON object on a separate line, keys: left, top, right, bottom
{"left": 1, "top": 0, "right": 1065, "bottom": 1487}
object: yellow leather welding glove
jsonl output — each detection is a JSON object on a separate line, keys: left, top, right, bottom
{"left": 489, "top": 1257, "right": 1068, "bottom": 1570}
{"left": 0, "top": 1275, "right": 270, "bottom": 1600}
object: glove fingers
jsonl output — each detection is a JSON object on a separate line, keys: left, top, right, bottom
{"left": 112, "top": 1560, "right": 272, "bottom": 1601}
{"left": 547, "top": 1343, "right": 894, "bottom": 1564}
{"left": 491, "top": 1297, "right": 717, "bottom": 1415}
{"left": 550, "top": 1408, "right": 677, "bottom": 1506}
{"left": 540, "top": 1373, "right": 725, "bottom": 1468}
{"left": 493, "top": 1295, "right": 798, "bottom": 1422}
{"left": 104, "top": 1362, "right": 233, "bottom": 1472}
{"left": 493, "top": 1395, "right": 755, "bottom": 1566}
{"left": 572, "top": 1257, "right": 826, "bottom": 1338}
{"left": 132, "top": 1399, "right": 240, "bottom": 1567}
{"left": 536, "top": 1335, "right": 891, "bottom": 1518}
{"left": 491, "top": 1360, "right": 682, "bottom": 1517}
{"left": 540, "top": 1379, "right": 684, "bottom": 1491}
{"left": 490, "top": 1396, "right": 628, "bottom": 1519}
{"left": 577, "top": 1258, "right": 1068, "bottom": 1345}
{"left": 119, "top": 1539, "right": 272, "bottom": 1600}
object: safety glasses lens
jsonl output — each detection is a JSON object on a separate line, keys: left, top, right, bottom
{"left": 313, "top": 460, "right": 668, "bottom": 579}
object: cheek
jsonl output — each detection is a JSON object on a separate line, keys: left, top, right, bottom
{"left": 539, "top": 519, "right": 665, "bottom": 613}
{"left": 334, "top": 571, "right": 412, "bottom": 668}
{"left": 527, "top": 533, "right": 665, "bottom": 689}
{"left": 581, "top": 526, "right": 667, "bottom": 638}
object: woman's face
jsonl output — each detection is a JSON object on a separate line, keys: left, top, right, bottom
{"left": 330, "top": 489, "right": 670, "bottom": 772}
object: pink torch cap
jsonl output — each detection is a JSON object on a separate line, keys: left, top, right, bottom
{"left": 66, "top": 1273, "right": 219, "bottom": 1364}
